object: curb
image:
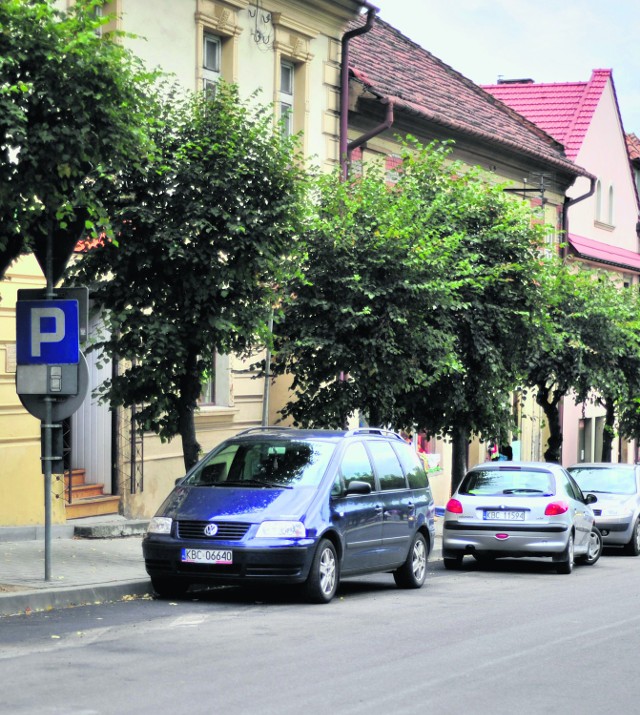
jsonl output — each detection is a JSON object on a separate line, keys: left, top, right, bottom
{"left": 0, "top": 579, "right": 153, "bottom": 618}
{"left": 73, "top": 521, "right": 150, "bottom": 539}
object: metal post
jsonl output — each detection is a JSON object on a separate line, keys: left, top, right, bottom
{"left": 43, "top": 222, "right": 55, "bottom": 581}
{"left": 261, "top": 310, "right": 274, "bottom": 427}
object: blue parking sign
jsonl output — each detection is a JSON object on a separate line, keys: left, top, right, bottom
{"left": 16, "top": 300, "right": 80, "bottom": 365}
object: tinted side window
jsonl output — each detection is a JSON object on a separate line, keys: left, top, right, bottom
{"left": 394, "top": 443, "right": 429, "bottom": 489}
{"left": 339, "top": 442, "right": 375, "bottom": 490}
{"left": 367, "top": 441, "right": 407, "bottom": 491}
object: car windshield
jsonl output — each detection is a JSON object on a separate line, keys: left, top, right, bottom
{"left": 458, "top": 468, "right": 555, "bottom": 497}
{"left": 184, "top": 439, "right": 335, "bottom": 489}
{"left": 569, "top": 467, "right": 637, "bottom": 495}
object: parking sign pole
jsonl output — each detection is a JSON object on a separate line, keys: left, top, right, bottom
{"left": 43, "top": 223, "right": 55, "bottom": 581}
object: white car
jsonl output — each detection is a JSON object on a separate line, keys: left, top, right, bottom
{"left": 442, "top": 462, "right": 602, "bottom": 573}
{"left": 567, "top": 463, "right": 640, "bottom": 555}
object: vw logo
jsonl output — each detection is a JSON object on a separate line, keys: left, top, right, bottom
{"left": 204, "top": 523, "right": 219, "bottom": 536}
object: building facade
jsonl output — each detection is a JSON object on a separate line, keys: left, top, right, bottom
{"left": 484, "top": 70, "right": 640, "bottom": 467}
{"left": 0, "top": 0, "right": 368, "bottom": 530}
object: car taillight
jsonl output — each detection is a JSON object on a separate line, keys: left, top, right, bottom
{"left": 545, "top": 501, "right": 569, "bottom": 516}
{"left": 446, "top": 498, "right": 463, "bottom": 514}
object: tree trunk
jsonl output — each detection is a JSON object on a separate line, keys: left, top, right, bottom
{"left": 536, "top": 384, "right": 563, "bottom": 463}
{"left": 178, "top": 351, "right": 202, "bottom": 472}
{"left": 450, "top": 424, "right": 469, "bottom": 494}
{"left": 601, "top": 398, "right": 615, "bottom": 462}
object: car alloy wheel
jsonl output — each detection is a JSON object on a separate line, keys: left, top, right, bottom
{"left": 394, "top": 532, "right": 427, "bottom": 588}
{"left": 623, "top": 518, "right": 640, "bottom": 556}
{"left": 555, "top": 533, "right": 574, "bottom": 574}
{"left": 305, "top": 538, "right": 338, "bottom": 604}
{"left": 577, "top": 527, "right": 603, "bottom": 566}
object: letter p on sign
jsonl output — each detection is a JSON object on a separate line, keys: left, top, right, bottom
{"left": 16, "top": 300, "right": 79, "bottom": 365}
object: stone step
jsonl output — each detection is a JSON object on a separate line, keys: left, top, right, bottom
{"left": 65, "top": 483, "right": 105, "bottom": 501}
{"left": 64, "top": 469, "right": 87, "bottom": 488}
{"left": 65, "top": 495, "right": 121, "bottom": 520}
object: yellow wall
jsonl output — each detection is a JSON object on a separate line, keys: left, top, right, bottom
{"left": 0, "top": 256, "right": 66, "bottom": 526}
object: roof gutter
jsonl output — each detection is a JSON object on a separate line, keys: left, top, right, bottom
{"left": 561, "top": 177, "right": 596, "bottom": 259}
{"left": 340, "top": 2, "right": 378, "bottom": 180}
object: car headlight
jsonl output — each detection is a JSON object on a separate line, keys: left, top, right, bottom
{"left": 147, "top": 516, "right": 173, "bottom": 534}
{"left": 255, "top": 521, "right": 306, "bottom": 538}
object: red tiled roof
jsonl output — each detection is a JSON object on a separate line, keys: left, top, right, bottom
{"left": 482, "top": 70, "right": 612, "bottom": 161}
{"left": 348, "top": 17, "right": 589, "bottom": 180}
{"left": 568, "top": 233, "right": 640, "bottom": 273}
{"left": 627, "top": 133, "right": 640, "bottom": 162}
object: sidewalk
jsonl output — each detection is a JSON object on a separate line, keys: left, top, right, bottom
{"left": 0, "top": 516, "right": 444, "bottom": 617}
{"left": 0, "top": 516, "right": 152, "bottom": 617}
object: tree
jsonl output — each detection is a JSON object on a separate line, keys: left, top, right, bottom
{"left": 67, "top": 84, "right": 308, "bottom": 471}
{"left": 0, "top": 0, "right": 155, "bottom": 278}
{"left": 526, "top": 260, "right": 635, "bottom": 463}
{"left": 272, "top": 141, "right": 460, "bottom": 430}
{"left": 274, "top": 140, "right": 549, "bottom": 492}
{"left": 590, "top": 283, "right": 640, "bottom": 460}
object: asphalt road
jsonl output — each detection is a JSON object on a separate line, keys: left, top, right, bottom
{"left": 2, "top": 550, "right": 639, "bottom": 715}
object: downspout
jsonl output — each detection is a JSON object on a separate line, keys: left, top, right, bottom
{"left": 560, "top": 176, "right": 596, "bottom": 258}
{"left": 340, "top": 2, "right": 378, "bottom": 180}
{"left": 558, "top": 175, "right": 595, "bottom": 465}
{"left": 347, "top": 98, "right": 395, "bottom": 163}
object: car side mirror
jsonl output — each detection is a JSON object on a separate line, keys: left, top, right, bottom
{"left": 345, "top": 480, "right": 372, "bottom": 495}
{"left": 585, "top": 493, "right": 598, "bottom": 505}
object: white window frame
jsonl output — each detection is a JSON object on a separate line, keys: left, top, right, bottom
{"left": 607, "top": 184, "right": 615, "bottom": 225}
{"left": 200, "top": 353, "right": 231, "bottom": 407}
{"left": 595, "top": 179, "right": 602, "bottom": 221}
{"left": 203, "top": 33, "right": 221, "bottom": 96}
{"left": 279, "top": 60, "right": 294, "bottom": 136}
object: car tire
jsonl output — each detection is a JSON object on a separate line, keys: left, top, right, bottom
{"left": 623, "top": 518, "right": 640, "bottom": 556}
{"left": 576, "top": 527, "right": 603, "bottom": 566}
{"left": 443, "top": 554, "right": 464, "bottom": 570}
{"left": 150, "top": 576, "right": 190, "bottom": 598}
{"left": 305, "top": 538, "right": 339, "bottom": 604}
{"left": 555, "top": 533, "right": 574, "bottom": 574}
{"left": 393, "top": 532, "right": 428, "bottom": 588}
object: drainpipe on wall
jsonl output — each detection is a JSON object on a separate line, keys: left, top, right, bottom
{"left": 347, "top": 98, "right": 395, "bottom": 162}
{"left": 560, "top": 177, "right": 596, "bottom": 258}
{"left": 340, "top": 2, "right": 378, "bottom": 180}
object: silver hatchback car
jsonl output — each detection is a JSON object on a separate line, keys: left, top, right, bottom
{"left": 567, "top": 463, "right": 640, "bottom": 555}
{"left": 443, "top": 462, "right": 601, "bottom": 573}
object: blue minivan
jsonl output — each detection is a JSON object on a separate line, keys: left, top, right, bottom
{"left": 143, "top": 427, "right": 435, "bottom": 603}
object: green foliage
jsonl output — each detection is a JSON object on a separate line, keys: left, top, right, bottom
{"left": 274, "top": 139, "right": 549, "bottom": 458}
{"left": 0, "top": 0, "right": 156, "bottom": 277}
{"left": 66, "top": 83, "right": 308, "bottom": 469}
{"left": 527, "top": 257, "right": 640, "bottom": 460}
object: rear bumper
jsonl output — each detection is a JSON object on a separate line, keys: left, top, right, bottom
{"left": 443, "top": 521, "right": 570, "bottom": 557}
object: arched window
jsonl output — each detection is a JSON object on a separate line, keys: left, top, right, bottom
{"left": 595, "top": 179, "right": 602, "bottom": 221}
{"left": 608, "top": 184, "right": 615, "bottom": 225}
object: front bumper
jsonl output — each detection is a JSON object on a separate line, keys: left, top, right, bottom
{"left": 143, "top": 536, "right": 317, "bottom": 586}
{"left": 442, "top": 521, "right": 570, "bottom": 558}
{"left": 594, "top": 516, "right": 634, "bottom": 544}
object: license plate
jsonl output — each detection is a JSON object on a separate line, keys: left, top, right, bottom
{"left": 181, "top": 548, "right": 233, "bottom": 564}
{"left": 484, "top": 510, "right": 525, "bottom": 521}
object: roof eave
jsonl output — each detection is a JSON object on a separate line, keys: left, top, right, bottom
{"left": 354, "top": 90, "right": 593, "bottom": 181}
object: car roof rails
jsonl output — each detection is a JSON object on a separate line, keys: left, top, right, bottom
{"left": 345, "top": 428, "right": 404, "bottom": 441}
{"left": 234, "top": 426, "right": 294, "bottom": 436}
